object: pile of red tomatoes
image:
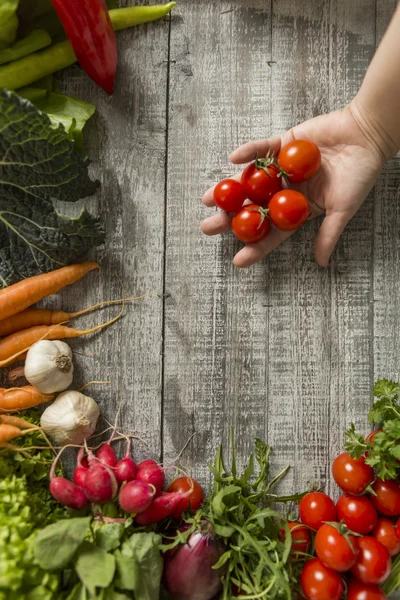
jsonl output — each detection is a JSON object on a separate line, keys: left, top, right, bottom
{"left": 289, "top": 451, "right": 400, "bottom": 599}
{"left": 213, "top": 140, "right": 321, "bottom": 243}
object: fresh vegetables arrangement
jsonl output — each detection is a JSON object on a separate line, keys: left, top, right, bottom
{"left": 0, "top": 1, "right": 176, "bottom": 287}
{"left": 3, "top": 377, "right": 400, "bottom": 598}
{"left": 213, "top": 140, "right": 321, "bottom": 245}
{"left": 0, "top": 1, "right": 176, "bottom": 92}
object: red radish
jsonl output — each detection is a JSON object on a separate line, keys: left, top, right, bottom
{"left": 136, "top": 490, "right": 192, "bottom": 525}
{"left": 119, "top": 481, "right": 155, "bottom": 514}
{"left": 49, "top": 450, "right": 89, "bottom": 510}
{"left": 74, "top": 448, "right": 89, "bottom": 488}
{"left": 50, "top": 477, "right": 90, "bottom": 510}
{"left": 84, "top": 464, "right": 118, "bottom": 503}
{"left": 74, "top": 466, "right": 88, "bottom": 488}
{"left": 96, "top": 443, "right": 118, "bottom": 468}
{"left": 136, "top": 459, "right": 165, "bottom": 493}
{"left": 116, "top": 457, "right": 137, "bottom": 485}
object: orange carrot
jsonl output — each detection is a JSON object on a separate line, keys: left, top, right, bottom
{"left": 0, "top": 386, "right": 54, "bottom": 412}
{"left": 0, "top": 424, "right": 23, "bottom": 443}
{"left": 0, "top": 294, "right": 148, "bottom": 337}
{"left": 0, "top": 262, "right": 99, "bottom": 322}
{"left": 0, "top": 306, "right": 123, "bottom": 366}
{"left": 0, "top": 414, "right": 36, "bottom": 429}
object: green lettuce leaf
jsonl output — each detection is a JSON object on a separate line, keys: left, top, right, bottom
{"left": 0, "top": 88, "right": 104, "bottom": 287}
{"left": 22, "top": 90, "right": 96, "bottom": 152}
{"left": 0, "top": 0, "right": 19, "bottom": 50}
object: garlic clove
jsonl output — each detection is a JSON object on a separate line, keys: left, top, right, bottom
{"left": 25, "top": 340, "right": 74, "bottom": 394}
{"left": 40, "top": 390, "right": 100, "bottom": 446}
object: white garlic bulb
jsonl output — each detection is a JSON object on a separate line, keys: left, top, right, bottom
{"left": 25, "top": 340, "right": 74, "bottom": 393}
{"left": 40, "top": 391, "right": 100, "bottom": 445}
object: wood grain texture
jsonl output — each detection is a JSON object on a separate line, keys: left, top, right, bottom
{"left": 326, "top": 0, "right": 377, "bottom": 498}
{"left": 374, "top": 0, "right": 400, "bottom": 384}
{"left": 163, "top": 0, "right": 276, "bottom": 481}
{"left": 163, "top": 0, "right": 393, "bottom": 501}
{"left": 56, "top": 7, "right": 171, "bottom": 458}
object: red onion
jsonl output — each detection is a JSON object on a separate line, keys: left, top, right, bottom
{"left": 163, "top": 528, "right": 227, "bottom": 600}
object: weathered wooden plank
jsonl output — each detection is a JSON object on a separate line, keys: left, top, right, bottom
{"left": 373, "top": 0, "right": 400, "bottom": 384}
{"left": 326, "top": 0, "right": 377, "bottom": 497}
{"left": 57, "top": 11, "right": 170, "bottom": 457}
{"left": 265, "top": 0, "right": 332, "bottom": 495}
{"left": 163, "top": 0, "right": 276, "bottom": 479}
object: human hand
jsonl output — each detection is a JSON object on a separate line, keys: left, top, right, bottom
{"left": 201, "top": 105, "right": 388, "bottom": 268}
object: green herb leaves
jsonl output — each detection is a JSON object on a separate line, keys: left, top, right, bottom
{"left": 346, "top": 379, "right": 400, "bottom": 480}
{"left": 170, "top": 435, "right": 307, "bottom": 600}
{"left": 0, "top": 89, "right": 104, "bottom": 287}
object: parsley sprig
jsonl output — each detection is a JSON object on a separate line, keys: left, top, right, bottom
{"left": 345, "top": 379, "right": 400, "bottom": 480}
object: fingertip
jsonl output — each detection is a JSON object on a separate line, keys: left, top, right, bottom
{"left": 202, "top": 187, "right": 215, "bottom": 207}
{"left": 233, "top": 244, "right": 264, "bottom": 268}
{"left": 201, "top": 212, "right": 232, "bottom": 236}
{"left": 314, "top": 213, "right": 349, "bottom": 267}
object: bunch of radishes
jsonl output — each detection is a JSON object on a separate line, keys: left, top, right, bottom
{"left": 50, "top": 438, "right": 201, "bottom": 525}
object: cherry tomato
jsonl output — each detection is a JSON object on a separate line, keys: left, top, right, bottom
{"left": 351, "top": 537, "right": 391, "bottom": 585}
{"left": 396, "top": 518, "right": 400, "bottom": 539}
{"left": 231, "top": 204, "right": 270, "bottom": 243}
{"left": 366, "top": 430, "right": 383, "bottom": 444}
{"left": 167, "top": 477, "right": 204, "bottom": 520}
{"left": 279, "top": 521, "right": 311, "bottom": 558}
{"left": 332, "top": 452, "right": 374, "bottom": 495}
{"left": 213, "top": 179, "right": 247, "bottom": 213}
{"left": 299, "top": 492, "right": 337, "bottom": 531}
{"left": 347, "top": 579, "right": 387, "bottom": 600}
{"left": 300, "top": 558, "right": 344, "bottom": 600}
{"left": 373, "top": 517, "right": 400, "bottom": 556}
{"left": 278, "top": 139, "right": 321, "bottom": 183}
{"left": 315, "top": 522, "right": 359, "bottom": 572}
{"left": 268, "top": 190, "right": 310, "bottom": 231}
{"left": 371, "top": 479, "right": 400, "bottom": 517}
{"left": 365, "top": 429, "right": 383, "bottom": 457}
{"left": 336, "top": 493, "right": 378, "bottom": 535}
{"left": 241, "top": 162, "right": 282, "bottom": 207}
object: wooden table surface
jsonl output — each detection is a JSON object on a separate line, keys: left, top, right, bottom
{"left": 60, "top": 0, "right": 400, "bottom": 514}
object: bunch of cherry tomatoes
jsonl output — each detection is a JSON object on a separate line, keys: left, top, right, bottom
{"left": 213, "top": 139, "right": 321, "bottom": 244}
{"left": 289, "top": 447, "right": 400, "bottom": 600}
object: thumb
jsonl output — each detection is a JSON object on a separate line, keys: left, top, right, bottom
{"left": 314, "top": 212, "right": 350, "bottom": 267}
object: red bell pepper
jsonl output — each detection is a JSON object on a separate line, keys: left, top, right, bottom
{"left": 51, "top": 0, "right": 117, "bottom": 94}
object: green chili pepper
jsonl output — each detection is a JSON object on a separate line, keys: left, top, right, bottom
{"left": 0, "top": 2, "right": 176, "bottom": 90}
{"left": 109, "top": 2, "right": 176, "bottom": 30}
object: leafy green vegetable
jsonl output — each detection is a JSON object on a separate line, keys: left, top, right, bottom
{"left": 346, "top": 379, "right": 400, "bottom": 480}
{"left": 114, "top": 533, "right": 163, "bottom": 599}
{"left": 0, "top": 0, "right": 19, "bottom": 50}
{"left": 75, "top": 541, "right": 116, "bottom": 594}
{"left": 33, "top": 91, "right": 96, "bottom": 152}
{"left": 166, "top": 435, "right": 308, "bottom": 599}
{"left": 0, "top": 476, "right": 61, "bottom": 600}
{"left": 17, "top": 88, "right": 96, "bottom": 152}
{"left": 34, "top": 517, "right": 92, "bottom": 570}
{"left": 0, "top": 415, "right": 66, "bottom": 600}
{"left": 0, "top": 88, "right": 104, "bottom": 286}
{"left": 95, "top": 523, "right": 124, "bottom": 552}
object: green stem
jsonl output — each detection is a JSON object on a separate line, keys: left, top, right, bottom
{"left": 0, "top": 30, "right": 51, "bottom": 66}
{"left": 0, "top": 3, "right": 176, "bottom": 90}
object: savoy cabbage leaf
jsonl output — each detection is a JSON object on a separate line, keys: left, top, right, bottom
{"left": 0, "top": 88, "right": 104, "bottom": 286}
